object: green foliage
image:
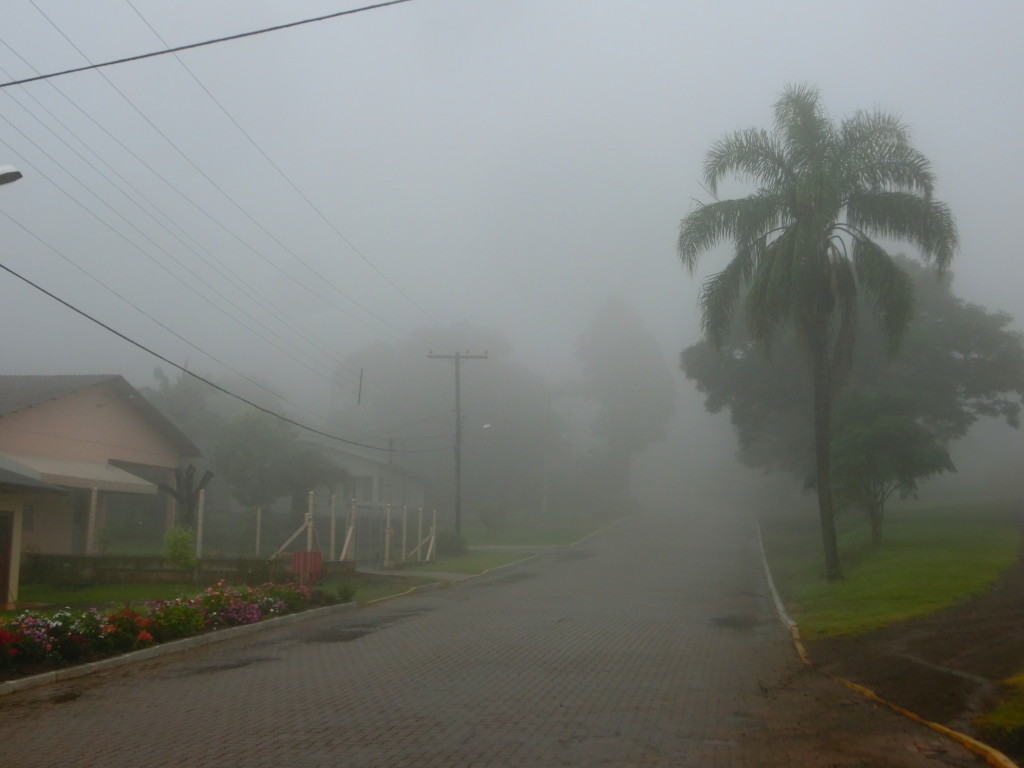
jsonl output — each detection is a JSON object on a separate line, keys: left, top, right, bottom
{"left": 975, "top": 672, "right": 1024, "bottom": 754}
{"left": 831, "top": 388, "right": 955, "bottom": 539}
{"left": 678, "top": 85, "right": 959, "bottom": 580}
{"left": 0, "top": 582, "right": 312, "bottom": 674}
{"left": 214, "top": 412, "right": 294, "bottom": 508}
{"left": 312, "top": 582, "right": 355, "bottom": 605}
{"left": 214, "top": 413, "right": 345, "bottom": 516}
{"left": 764, "top": 503, "right": 1019, "bottom": 638}
{"left": 163, "top": 526, "right": 196, "bottom": 570}
{"left": 684, "top": 257, "right": 1024, "bottom": 476}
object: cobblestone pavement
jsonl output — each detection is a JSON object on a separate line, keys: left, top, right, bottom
{"left": 0, "top": 509, "right": 982, "bottom": 767}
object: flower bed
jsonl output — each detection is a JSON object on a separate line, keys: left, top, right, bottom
{"left": 0, "top": 581, "right": 311, "bottom": 676}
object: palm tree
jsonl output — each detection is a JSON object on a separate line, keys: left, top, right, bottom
{"left": 677, "top": 84, "right": 957, "bottom": 580}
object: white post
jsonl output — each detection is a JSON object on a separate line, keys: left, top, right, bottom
{"left": 195, "top": 488, "right": 206, "bottom": 561}
{"left": 306, "top": 491, "right": 315, "bottom": 551}
{"left": 417, "top": 507, "right": 424, "bottom": 562}
{"left": 425, "top": 509, "right": 437, "bottom": 561}
{"left": 86, "top": 487, "right": 99, "bottom": 555}
{"left": 254, "top": 506, "right": 262, "bottom": 556}
{"left": 329, "top": 492, "right": 337, "bottom": 560}
{"left": 383, "top": 503, "right": 393, "bottom": 568}
{"left": 401, "top": 505, "right": 408, "bottom": 563}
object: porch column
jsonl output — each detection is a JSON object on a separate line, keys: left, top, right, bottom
{"left": 86, "top": 487, "right": 99, "bottom": 556}
{"left": 1, "top": 501, "right": 23, "bottom": 610}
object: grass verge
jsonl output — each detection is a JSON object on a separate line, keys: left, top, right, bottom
{"left": 976, "top": 670, "right": 1024, "bottom": 754}
{"left": 762, "top": 501, "right": 1020, "bottom": 639}
{"left": 4, "top": 582, "right": 198, "bottom": 617}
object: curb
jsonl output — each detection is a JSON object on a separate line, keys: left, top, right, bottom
{"left": 756, "top": 521, "right": 1019, "bottom": 768}
{"left": 0, "top": 600, "right": 358, "bottom": 698}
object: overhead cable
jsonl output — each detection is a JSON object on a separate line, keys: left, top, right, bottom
{"left": 0, "top": 0, "right": 416, "bottom": 90}
{"left": 0, "top": 257, "right": 452, "bottom": 455}
{"left": 126, "top": 0, "right": 440, "bottom": 328}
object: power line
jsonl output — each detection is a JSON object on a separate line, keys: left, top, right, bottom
{"left": 25, "top": 2, "right": 409, "bottom": 342}
{"left": 125, "top": 0, "right": 440, "bottom": 328}
{"left": 0, "top": 256, "right": 452, "bottom": 455}
{"left": 0, "top": 208, "right": 329, "bottom": 424}
{"left": 0, "top": 74, "right": 366, "bottom": 388}
{"left": 0, "top": 0, "right": 416, "bottom": 90}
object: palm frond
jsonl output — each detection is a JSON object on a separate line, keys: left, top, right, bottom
{"left": 841, "top": 111, "right": 935, "bottom": 196}
{"left": 677, "top": 193, "right": 784, "bottom": 272}
{"left": 846, "top": 191, "right": 958, "bottom": 270}
{"left": 699, "top": 255, "right": 753, "bottom": 346}
{"left": 703, "top": 128, "right": 789, "bottom": 196}
{"left": 851, "top": 238, "right": 915, "bottom": 351}
{"left": 744, "top": 229, "right": 799, "bottom": 346}
{"left": 830, "top": 255, "right": 859, "bottom": 386}
{"left": 774, "top": 84, "right": 835, "bottom": 173}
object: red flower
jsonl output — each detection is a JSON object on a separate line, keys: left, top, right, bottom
{"left": 136, "top": 630, "right": 153, "bottom": 643}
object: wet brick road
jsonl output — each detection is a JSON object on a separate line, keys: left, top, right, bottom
{"left": 0, "top": 509, "right": 888, "bottom": 766}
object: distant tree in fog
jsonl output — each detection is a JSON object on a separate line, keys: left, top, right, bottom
{"left": 829, "top": 388, "right": 954, "bottom": 545}
{"left": 676, "top": 84, "right": 958, "bottom": 580}
{"left": 576, "top": 299, "right": 674, "bottom": 512}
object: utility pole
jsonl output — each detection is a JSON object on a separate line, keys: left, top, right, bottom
{"left": 428, "top": 350, "right": 488, "bottom": 536}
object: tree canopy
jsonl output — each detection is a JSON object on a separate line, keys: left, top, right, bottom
{"left": 830, "top": 388, "right": 955, "bottom": 545}
{"left": 682, "top": 256, "right": 1024, "bottom": 477}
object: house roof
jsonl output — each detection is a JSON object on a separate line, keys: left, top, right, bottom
{"left": 0, "top": 375, "right": 200, "bottom": 458}
{"left": 0, "top": 451, "right": 156, "bottom": 494}
{"left": 0, "top": 452, "right": 63, "bottom": 492}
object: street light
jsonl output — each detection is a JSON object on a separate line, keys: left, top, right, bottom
{"left": 0, "top": 165, "right": 22, "bottom": 186}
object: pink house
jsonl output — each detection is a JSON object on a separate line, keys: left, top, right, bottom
{"left": 0, "top": 375, "right": 199, "bottom": 608}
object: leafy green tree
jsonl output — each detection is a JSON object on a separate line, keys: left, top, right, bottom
{"left": 677, "top": 84, "right": 958, "bottom": 579}
{"left": 682, "top": 256, "right": 1024, "bottom": 480}
{"left": 830, "top": 388, "right": 954, "bottom": 545}
{"left": 214, "top": 412, "right": 294, "bottom": 509}
{"left": 576, "top": 299, "right": 675, "bottom": 510}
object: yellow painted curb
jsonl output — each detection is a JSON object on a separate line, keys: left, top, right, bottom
{"left": 790, "top": 624, "right": 1019, "bottom": 768}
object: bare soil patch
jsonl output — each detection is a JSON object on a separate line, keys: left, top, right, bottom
{"left": 808, "top": 545, "right": 1024, "bottom": 762}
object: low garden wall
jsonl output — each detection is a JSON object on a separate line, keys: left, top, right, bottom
{"left": 20, "top": 553, "right": 355, "bottom": 586}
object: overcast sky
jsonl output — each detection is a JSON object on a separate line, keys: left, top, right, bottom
{"left": 0, "top": 0, "right": 1021, "bottom": 448}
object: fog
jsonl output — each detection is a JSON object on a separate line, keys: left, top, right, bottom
{"left": 1, "top": 1, "right": 1021, "bottom": 510}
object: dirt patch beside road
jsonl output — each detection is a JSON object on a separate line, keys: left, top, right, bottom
{"left": 808, "top": 548, "right": 1024, "bottom": 763}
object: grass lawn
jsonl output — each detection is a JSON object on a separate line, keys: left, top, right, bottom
{"left": 762, "top": 501, "right": 1020, "bottom": 639}
{"left": 4, "top": 582, "right": 198, "bottom": 618}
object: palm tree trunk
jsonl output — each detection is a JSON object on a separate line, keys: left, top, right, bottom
{"left": 811, "top": 344, "right": 843, "bottom": 581}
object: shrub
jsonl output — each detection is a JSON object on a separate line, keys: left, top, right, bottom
{"left": 164, "top": 527, "right": 196, "bottom": 570}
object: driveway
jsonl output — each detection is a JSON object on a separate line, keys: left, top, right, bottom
{"left": 0, "top": 509, "right": 983, "bottom": 767}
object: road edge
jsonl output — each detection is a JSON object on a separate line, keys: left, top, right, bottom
{"left": 756, "top": 520, "right": 1019, "bottom": 768}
